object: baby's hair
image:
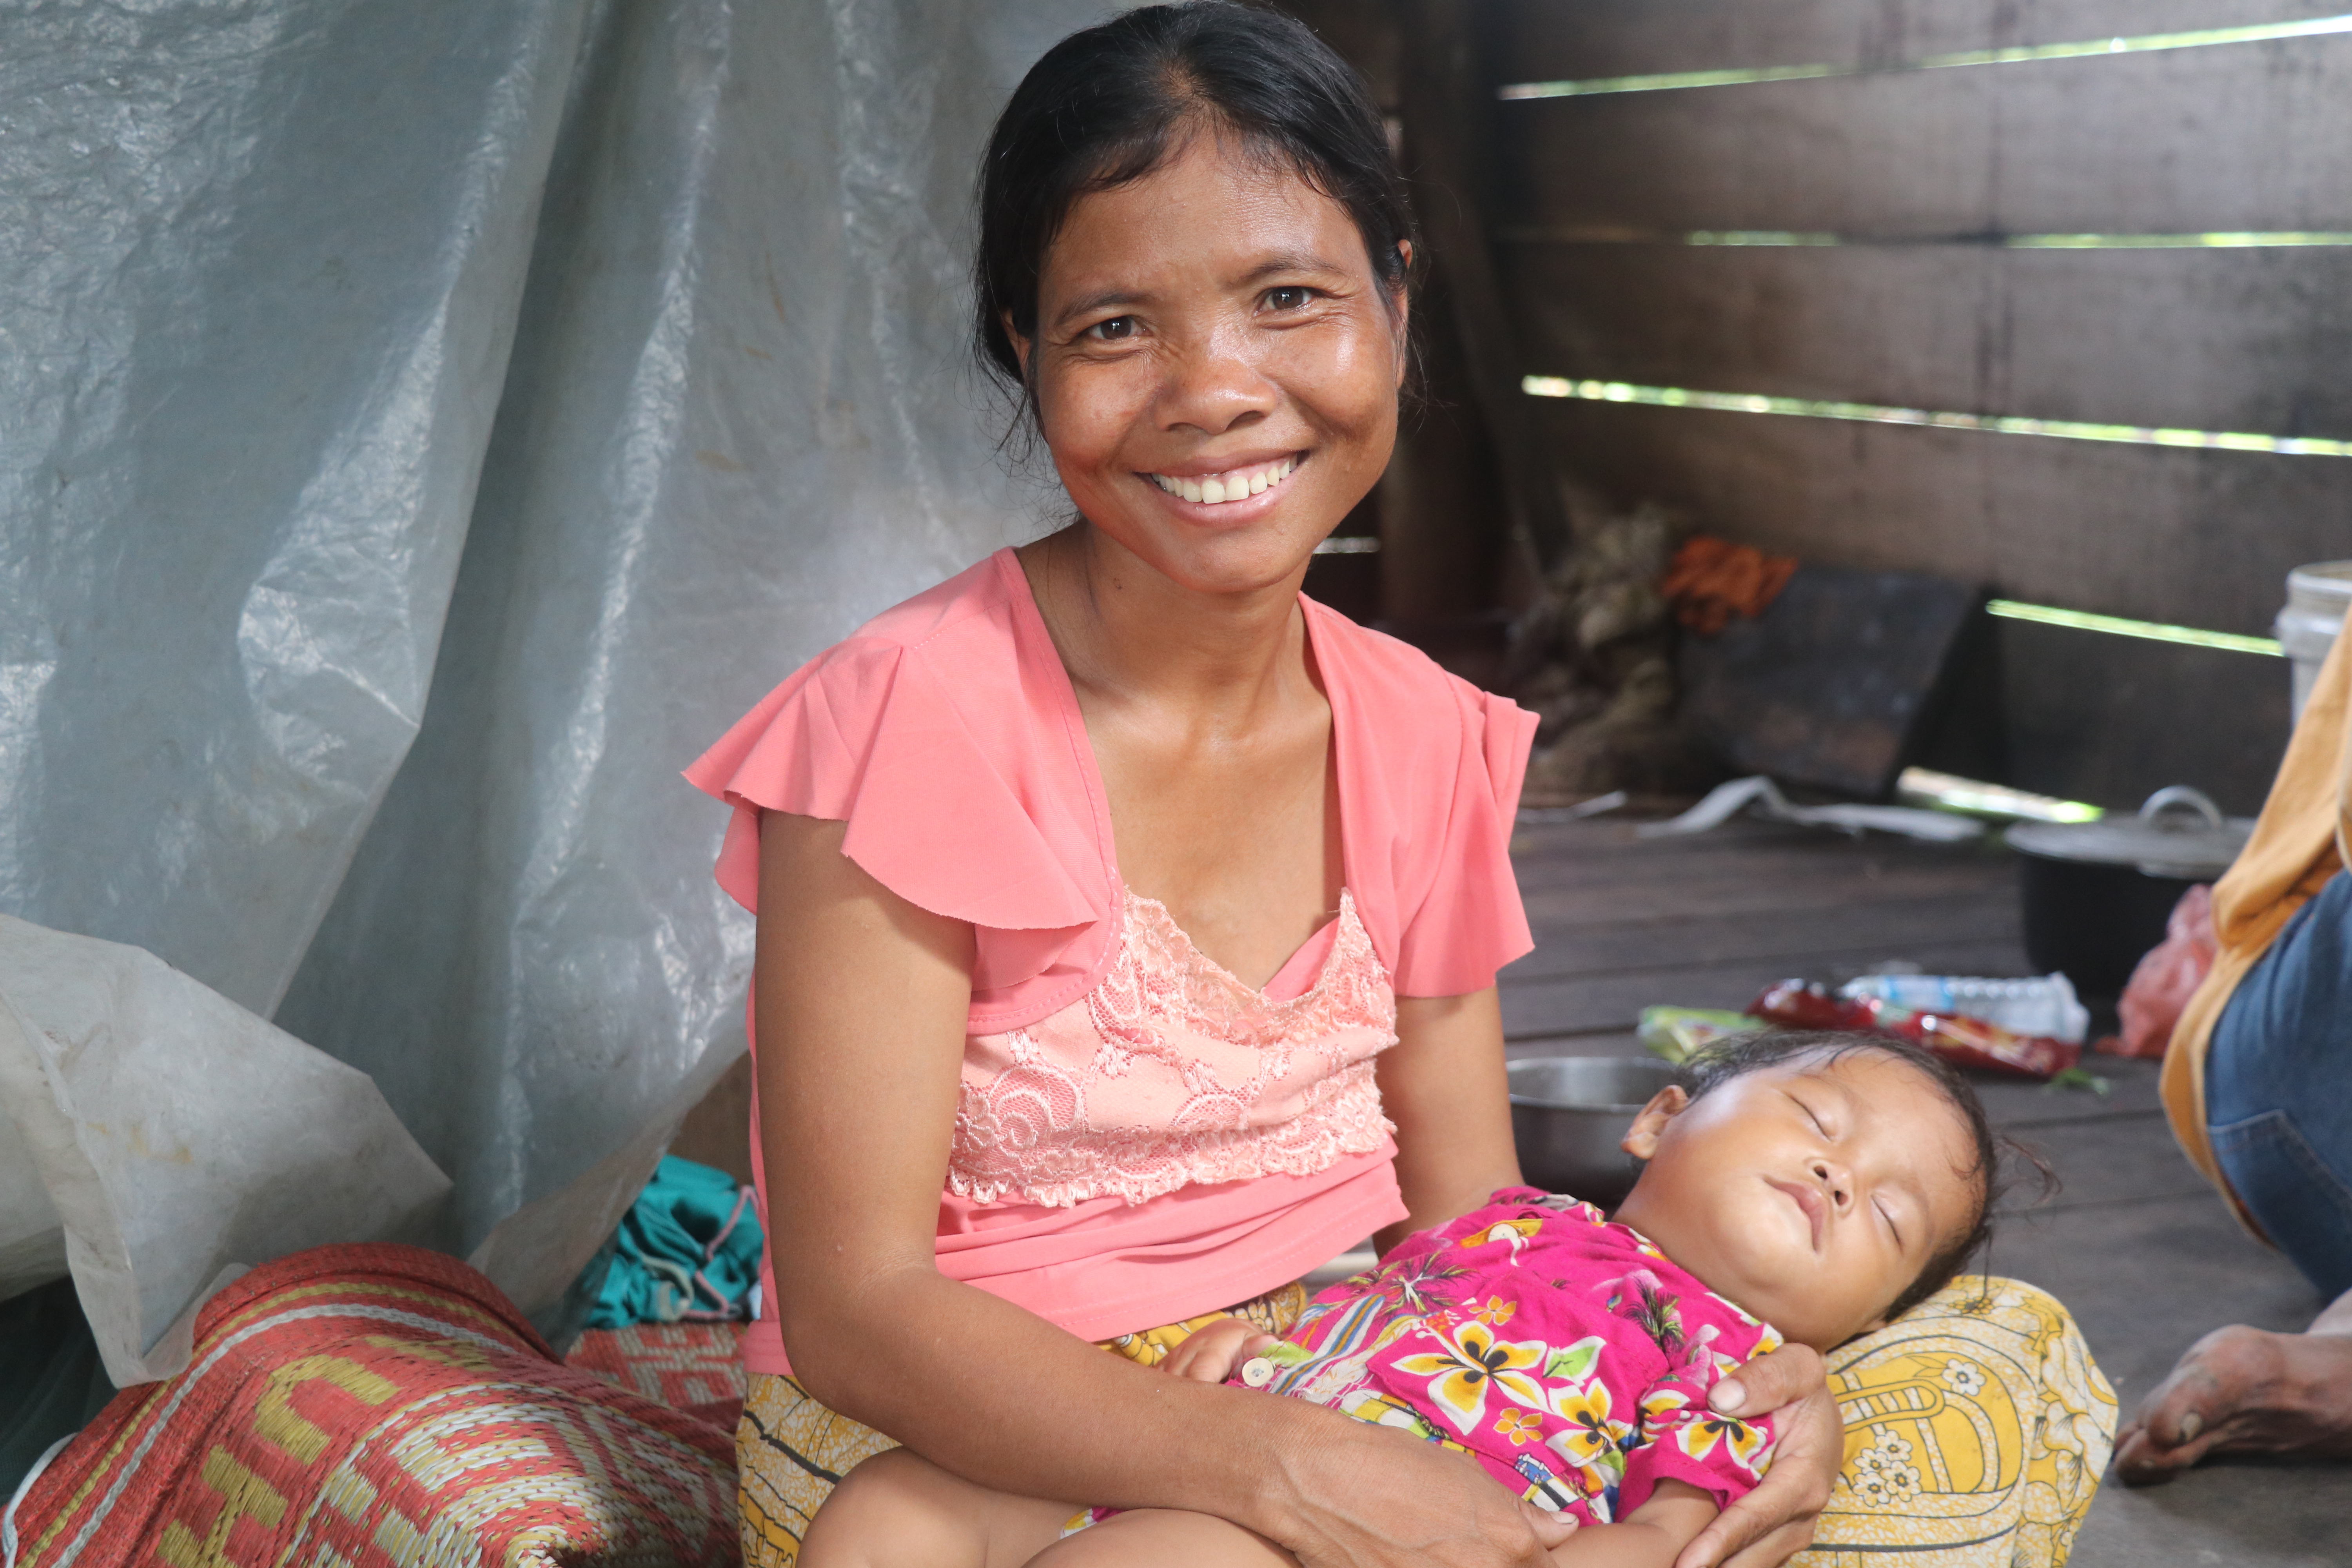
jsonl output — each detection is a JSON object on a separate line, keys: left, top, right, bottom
{"left": 1681, "top": 1029, "right": 2054, "bottom": 1321}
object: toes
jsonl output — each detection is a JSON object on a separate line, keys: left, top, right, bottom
{"left": 2135, "top": 1366, "right": 2223, "bottom": 1448}
{"left": 2111, "top": 1426, "right": 2189, "bottom": 1486}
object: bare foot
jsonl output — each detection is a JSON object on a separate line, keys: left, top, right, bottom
{"left": 2114, "top": 1323, "right": 2352, "bottom": 1483}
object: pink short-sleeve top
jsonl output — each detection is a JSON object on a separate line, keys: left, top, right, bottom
{"left": 685, "top": 549, "right": 1536, "bottom": 1374}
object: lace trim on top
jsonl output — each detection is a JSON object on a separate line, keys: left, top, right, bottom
{"left": 950, "top": 888, "right": 1399, "bottom": 1208}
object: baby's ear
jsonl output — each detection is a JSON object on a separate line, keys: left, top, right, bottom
{"left": 1619, "top": 1085, "right": 1691, "bottom": 1159}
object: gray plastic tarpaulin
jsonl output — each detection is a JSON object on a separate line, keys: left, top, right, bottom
{"left": 0, "top": 0, "right": 1114, "bottom": 1373}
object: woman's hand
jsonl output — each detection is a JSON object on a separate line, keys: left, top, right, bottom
{"left": 1673, "top": 1343, "right": 1838, "bottom": 1568}
{"left": 1272, "top": 1418, "right": 1578, "bottom": 1568}
{"left": 1178, "top": 1318, "right": 1579, "bottom": 1566}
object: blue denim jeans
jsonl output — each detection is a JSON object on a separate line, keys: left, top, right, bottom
{"left": 2207, "top": 868, "right": 2352, "bottom": 1301}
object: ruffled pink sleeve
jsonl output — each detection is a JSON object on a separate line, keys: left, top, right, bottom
{"left": 1391, "top": 681, "right": 1537, "bottom": 995}
{"left": 682, "top": 556, "right": 1122, "bottom": 1016}
{"left": 687, "top": 637, "right": 1098, "bottom": 930}
{"left": 1313, "top": 603, "right": 1537, "bottom": 998}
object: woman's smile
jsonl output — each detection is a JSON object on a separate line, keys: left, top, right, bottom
{"left": 1143, "top": 452, "right": 1302, "bottom": 514}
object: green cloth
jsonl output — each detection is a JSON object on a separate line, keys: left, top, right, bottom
{"left": 587, "top": 1155, "right": 762, "bottom": 1329}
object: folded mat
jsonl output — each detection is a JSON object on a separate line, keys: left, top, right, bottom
{"left": 7, "top": 1243, "right": 737, "bottom": 1568}
{"left": 568, "top": 1321, "right": 748, "bottom": 1433}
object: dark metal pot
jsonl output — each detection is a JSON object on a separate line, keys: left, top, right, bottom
{"left": 2006, "top": 787, "right": 2249, "bottom": 1002}
{"left": 1507, "top": 1056, "right": 1682, "bottom": 1208}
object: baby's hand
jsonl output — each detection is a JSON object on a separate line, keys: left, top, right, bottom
{"left": 1163, "top": 1315, "right": 1279, "bottom": 1385}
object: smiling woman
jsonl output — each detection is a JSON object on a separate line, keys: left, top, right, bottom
{"left": 980, "top": 37, "right": 1414, "bottom": 604}
{"left": 1014, "top": 141, "right": 1398, "bottom": 591}
{"left": 686, "top": 7, "right": 1852, "bottom": 1568}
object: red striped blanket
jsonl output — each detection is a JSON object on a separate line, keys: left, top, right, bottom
{"left": 10, "top": 1244, "right": 738, "bottom": 1568}
{"left": 568, "top": 1321, "right": 748, "bottom": 1432}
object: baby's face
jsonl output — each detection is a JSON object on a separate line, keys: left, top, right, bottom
{"left": 1610, "top": 1049, "right": 1982, "bottom": 1350}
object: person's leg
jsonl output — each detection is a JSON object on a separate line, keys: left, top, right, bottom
{"left": 2114, "top": 871, "right": 2352, "bottom": 1480}
{"left": 1028, "top": 1508, "right": 1299, "bottom": 1568}
{"left": 2203, "top": 869, "right": 2352, "bottom": 1298}
{"left": 737, "top": 1373, "right": 901, "bottom": 1567}
{"left": 799, "top": 1447, "right": 1074, "bottom": 1568}
{"left": 734, "top": 1284, "right": 1313, "bottom": 1564}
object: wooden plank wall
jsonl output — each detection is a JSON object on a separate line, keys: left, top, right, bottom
{"left": 1484, "top": 0, "right": 2352, "bottom": 638}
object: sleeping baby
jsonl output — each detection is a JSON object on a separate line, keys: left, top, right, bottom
{"left": 800, "top": 1029, "right": 2014, "bottom": 1568}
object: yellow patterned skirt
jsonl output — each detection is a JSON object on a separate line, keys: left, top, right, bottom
{"left": 735, "top": 1276, "right": 2114, "bottom": 1568}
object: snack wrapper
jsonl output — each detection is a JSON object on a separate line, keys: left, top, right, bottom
{"left": 1747, "top": 979, "right": 2081, "bottom": 1078}
{"left": 1638, "top": 1005, "right": 1765, "bottom": 1065}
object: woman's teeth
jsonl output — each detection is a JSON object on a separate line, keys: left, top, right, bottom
{"left": 1149, "top": 456, "right": 1296, "bottom": 505}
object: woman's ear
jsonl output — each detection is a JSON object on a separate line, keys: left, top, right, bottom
{"left": 1620, "top": 1085, "right": 1690, "bottom": 1160}
{"left": 1003, "top": 311, "right": 1032, "bottom": 380}
{"left": 1389, "top": 243, "right": 1412, "bottom": 383}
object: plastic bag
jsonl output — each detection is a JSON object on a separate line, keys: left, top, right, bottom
{"left": 2107, "top": 885, "right": 2218, "bottom": 1059}
{"left": 1749, "top": 979, "right": 2082, "bottom": 1078}
{"left": 1838, "top": 972, "right": 2089, "bottom": 1045}
{"left": 0, "top": 915, "right": 449, "bottom": 1385}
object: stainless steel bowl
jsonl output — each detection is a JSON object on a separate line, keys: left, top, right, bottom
{"left": 1507, "top": 1056, "right": 1682, "bottom": 1208}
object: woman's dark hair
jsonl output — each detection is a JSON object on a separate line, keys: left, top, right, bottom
{"left": 1680, "top": 1029, "right": 2054, "bottom": 1322}
{"left": 973, "top": 2, "right": 1417, "bottom": 427}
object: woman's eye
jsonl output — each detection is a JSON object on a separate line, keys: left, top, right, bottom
{"left": 1263, "top": 286, "right": 1314, "bottom": 312}
{"left": 1085, "top": 316, "right": 1136, "bottom": 342}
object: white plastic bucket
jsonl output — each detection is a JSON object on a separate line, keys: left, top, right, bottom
{"left": 2278, "top": 561, "right": 2352, "bottom": 720}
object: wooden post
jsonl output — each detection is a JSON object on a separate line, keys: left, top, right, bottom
{"left": 1393, "top": 0, "right": 1572, "bottom": 572}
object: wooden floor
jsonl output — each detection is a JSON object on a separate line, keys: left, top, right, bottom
{"left": 1498, "top": 812, "right": 2351, "bottom": 1568}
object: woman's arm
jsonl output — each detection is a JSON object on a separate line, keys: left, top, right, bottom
{"left": 1374, "top": 991, "right": 1839, "bottom": 1568}
{"left": 1377, "top": 989, "right": 1524, "bottom": 1251}
{"left": 754, "top": 812, "right": 1572, "bottom": 1568}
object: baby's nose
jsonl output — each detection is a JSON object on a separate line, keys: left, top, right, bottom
{"left": 1812, "top": 1160, "right": 1853, "bottom": 1207}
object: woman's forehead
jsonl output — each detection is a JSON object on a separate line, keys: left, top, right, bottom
{"left": 1045, "top": 135, "right": 1365, "bottom": 285}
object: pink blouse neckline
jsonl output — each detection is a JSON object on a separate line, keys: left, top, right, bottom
{"left": 1123, "top": 885, "right": 1343, "bottom": 1006}
{"left": 1000, "top": 549, "right": 1354, "bottom": 986}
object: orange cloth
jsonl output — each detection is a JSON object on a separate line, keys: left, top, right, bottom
{"left": 1661, "top": 537, "right": 1798, "bottom": 634}
{"left": 2162, "top": 626, "right": 2352, "bottom": 1228}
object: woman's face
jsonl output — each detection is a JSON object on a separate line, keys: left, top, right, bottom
{"left": 1015, "top": 131, "right": 1405, "bottom": 596}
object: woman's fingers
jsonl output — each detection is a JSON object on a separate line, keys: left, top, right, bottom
{"left": 1277, "top": 1421, "right": 1579, "bottom": 1568}
{"left": 1515, "top": 1498, "right": 1578, "bottom": 1549}
{"left": 1674, "top": 1381, "right": 1838, "bottom": 1568}
{"left": 1707, "top": 1341, "right": 1824, "bottom": 1418}
{"left": 1696, "top": 1519, "right": 1820, "bottom": 1568}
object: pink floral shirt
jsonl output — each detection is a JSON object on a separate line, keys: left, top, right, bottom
{"left": 1254, "top": 1189, "right": 1784, "bottom": 1523}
